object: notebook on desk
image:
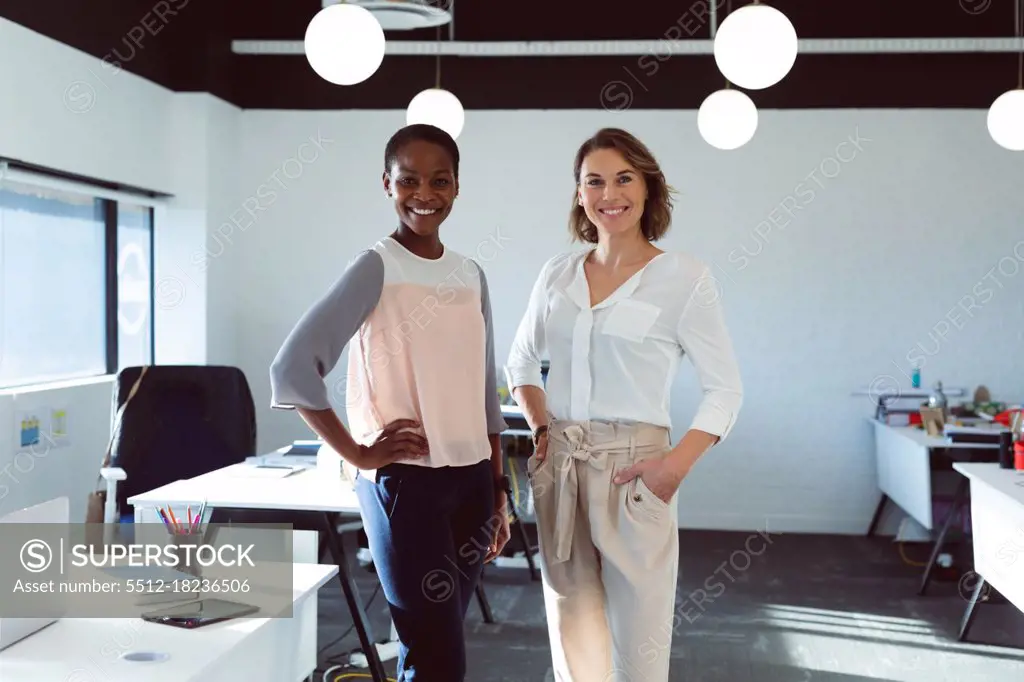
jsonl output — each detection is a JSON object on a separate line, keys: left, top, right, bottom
{"left": 247, "top": 440, "right": 321, "bottom": 468}
{"left": 281, "top": 440, "right": 322, "bottom": 455}
{"left": 230, "top": 463, "right": 305, "bottom": 479}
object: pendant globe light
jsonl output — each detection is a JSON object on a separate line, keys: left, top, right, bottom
{"left": 698, "top": 2, "right": 758, "bottom": 150}
{"left": 407, "top": 89, "right": 465, "bottom": 138}
{"left": 698, "top": 86, "right": 758, "bottom": 150}
{"left": 406, "top": 26, "right": 465, "bottom": 138}
{"left": 304, "top": 3, "right": 386, "bottom": 86}
{"left": 987, "top": 0, "right": 1024, "bottom": 150}
{"left": 713, "top": 0, "right": 798, "bottom": 90}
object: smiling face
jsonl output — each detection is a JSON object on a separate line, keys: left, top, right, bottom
{"left": 383, "top": 139, "right": 458, "bottom": 236}
{"left": 577, "top": 147, "right": 648, "bottom": 239}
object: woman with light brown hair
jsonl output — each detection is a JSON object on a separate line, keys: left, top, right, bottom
{"left": 504, "top": 128, "right": 743, "bottom": 681}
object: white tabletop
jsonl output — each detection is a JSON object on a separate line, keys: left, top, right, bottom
{"left": 128, "top": 463, "right": 362, "bottom": 514}
{"left": 944, "top": 421, "right": 1009, "bottom": 436}
{"left": 0, "top": 563, "right": 337, "bottom": 682}
{"left": 869, "top": 419, "right": 1000, "bottom": 450}
{"left": 851, "top": 386, "right": 967, "bottom": 397}
{"left": 953, "top": 462, "right": 1024, "bottom": 506}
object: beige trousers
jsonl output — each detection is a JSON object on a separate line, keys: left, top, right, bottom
{"left": 528, "top": 419, "right": 680, "bottom": 682}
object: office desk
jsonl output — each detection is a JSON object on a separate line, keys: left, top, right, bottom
{"left": 866, "top": 418, "right": 1000, "bottom": 594}
{"left": 128, "top": 464, "right": 389, "bottom": 681}
{"left": 0, "top": 562, "right": 337, "bottom": 682}
{"left": 128, "top": 462, "right": 495, "bottom": 682}
{"left": 501, "top": 403, "right": 531, "bottom": 438}
{"left": 953, "top": 463, "right": 1024, "bottom": 644}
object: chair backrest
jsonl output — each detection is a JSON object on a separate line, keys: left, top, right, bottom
{"left": 108, "top": 365, "right": 257, "bottom": 513}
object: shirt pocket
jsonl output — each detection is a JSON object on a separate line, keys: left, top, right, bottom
{"left": 544, "top": 290, "right": 579, "bottom": 345}
{"left": 601, "top": 299, "right": 662, "bottom": 344}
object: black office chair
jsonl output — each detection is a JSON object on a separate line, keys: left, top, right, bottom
{"left": 101, "top": 365, "right": 257, "bottom": 526}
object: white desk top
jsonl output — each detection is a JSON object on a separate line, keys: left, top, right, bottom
{"left": 851, "top": 386, "right": 967, "bottom": 398}
{"left": 0, "top": 563, "right": 337, "bottom": 682}
{"left": 128, "top": 463, "right": 361, "bottom": 514}
{"left": 868, "top": 418, "right": 1000, "bottom": 450}
{"left": 953, "top": 462, "right": 1024, "bottom": 506}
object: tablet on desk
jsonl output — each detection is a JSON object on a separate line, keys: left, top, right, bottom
{"left": 230, "top": 463, "right": 304, "bottom": 479}
{"left": 141, "top": 598, "right": 259, "bottom": 629}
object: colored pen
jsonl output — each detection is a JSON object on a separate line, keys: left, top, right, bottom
{"left": 187, "top": 505, "right": 193, "bottom": 529}
{"left": 166, "top": 507, "right": 179, "bottom": 533}
{"left": 157, "top": 508, "right": 172, "bottom": 532}
{"left": 193, "top": 499, "right": 207, "bottom": 533}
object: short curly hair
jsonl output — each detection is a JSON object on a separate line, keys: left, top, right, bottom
{"left": 569, "top": 128, "right": 676, "bottom": 243}
{"left": 384, "top": 124, "right": 460, "bottom": 178}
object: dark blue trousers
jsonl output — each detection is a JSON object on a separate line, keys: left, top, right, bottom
{"left": 355, "top": 459, "right": 495, "bottom": 681}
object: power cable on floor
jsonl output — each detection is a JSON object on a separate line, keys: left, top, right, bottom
{"left": 318, "top": 581, "right": 382, "bottom": 662}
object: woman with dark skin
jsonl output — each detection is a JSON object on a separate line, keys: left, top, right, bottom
{"left": 270, "top": 124, "right": 510, "bottom": 681}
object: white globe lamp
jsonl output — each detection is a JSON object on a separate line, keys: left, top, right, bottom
{"left": 406, "top": 88, "right": 466, "bottom": 139}
{"left": 714, "top": 3, "right": 798, "bottom": 90}
{"left": 304, "top": 4, "right": 386, "bottom": 86}
{"left": 698, "top": 89, "right": 758, "bottom": 150}
{"left": 987, "top": 89, "right": 1024, "bottom": 151}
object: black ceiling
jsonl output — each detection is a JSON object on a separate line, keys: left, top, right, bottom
{"left": 3, "top": 0, "right": 1021, "bottom": 109}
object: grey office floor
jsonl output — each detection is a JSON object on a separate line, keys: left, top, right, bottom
{"left": 314, "top": 530, "right": 1024, "bottom": 681}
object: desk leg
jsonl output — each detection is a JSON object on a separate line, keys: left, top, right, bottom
{"left": 321, "top": 512, "right": 388, "bottom": 682}
{"left": 475, "top": 581, "right": 495, "bottom": 624}
{"left": 958, "top": 575, "right": 987, "bottom": 642}
{"left": 918, "top": 476, "right": 969, "bottom": 596}
{"left": 866, "top": 494, "right": 888, "bottom": 537}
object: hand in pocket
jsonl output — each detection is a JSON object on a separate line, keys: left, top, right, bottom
{"left": 613, "top": 456, "right": 683, "bottom": 504}
{"left": 533, "top": 431, "right": 549, "bottom": 462}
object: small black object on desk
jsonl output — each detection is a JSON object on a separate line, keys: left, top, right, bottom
{"left": 998, "top": 431, "right": 1014, "bottom": 469}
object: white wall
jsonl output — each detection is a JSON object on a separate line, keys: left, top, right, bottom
{"left": 0, "top": 18, "right": 239, "bottom": 519}
{"left": 227, "top": 109, "right": 1024, "bottom": 534}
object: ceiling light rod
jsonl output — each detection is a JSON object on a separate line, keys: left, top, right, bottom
{"left": 235, "top": 37, "right": 1024, "bottom": 57}
{"left": 1017, "top": 0, "right": 1023, "bottom": 88}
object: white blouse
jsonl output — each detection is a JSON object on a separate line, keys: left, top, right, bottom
{"left": 504, "top": 249, "right": 743, "bottom": 439}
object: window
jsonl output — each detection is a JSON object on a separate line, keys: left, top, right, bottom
{"left": 117, "top": 204, "right": 154, "bottom": 370}
{"left": 0, "top": 178, "right": 155, "bottom": 389}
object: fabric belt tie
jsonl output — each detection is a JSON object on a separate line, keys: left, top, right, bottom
{"left": 547, "top": 421, "right": 665, "bottom": 565}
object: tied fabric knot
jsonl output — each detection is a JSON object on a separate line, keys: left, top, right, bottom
{"left": 563, "top": 424, "right": 609, "bottom": 469}
{"left": 551, "top": 424, "right": 612, "bottom": 564}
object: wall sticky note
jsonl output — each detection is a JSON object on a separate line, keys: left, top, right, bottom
{"left": 19, "top": 413, "right": 41, "bottom": 447}
{"left": 51, "top": 406, "right": 70, "bottom": 447}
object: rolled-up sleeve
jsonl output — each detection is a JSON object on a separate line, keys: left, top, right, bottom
{"left": 676, "top": 266, "right": 743, "bottom": 441}
{"left": 504, "top": 259, "right": 551, "bottom": 391}
{"left": 269, "top": 250, "right": 384, "bottom": 411}
{"left": 476, "top": 262, "right": 509, "bottom": 434}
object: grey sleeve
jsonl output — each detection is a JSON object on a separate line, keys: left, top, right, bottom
{"left": 269, "top": 250, "right": 384, "bottom": 411}
{"left": 476, "top": 262, "right": 509, "bottom": 434}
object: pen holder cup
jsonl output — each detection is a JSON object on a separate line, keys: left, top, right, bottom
{"left": 165, "top": 534, "right": 204, "bottom": 579}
